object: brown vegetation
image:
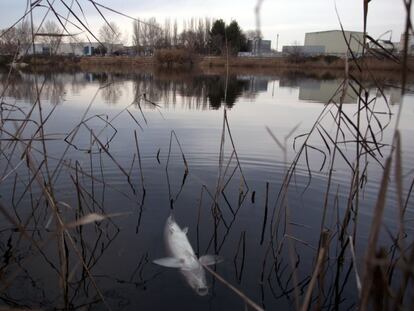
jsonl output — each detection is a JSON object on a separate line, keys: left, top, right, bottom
{"left": 154, "top": 48, "right": 195, "bottom": 68}
{"left": 21, "top": 54, "right": 81, "bottom": 70}
{"left": 199, "top": 55, "right": 413, "bottom": 72}
{"left": 79, "top": 55, "right": 154, "bottom": 67}
{"left": 15, "top": 54, "right": 414, "bottom": 74}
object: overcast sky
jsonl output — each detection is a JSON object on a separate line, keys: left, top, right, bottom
{"left": 0, "top": 0, "right": 410, "bottom": 50}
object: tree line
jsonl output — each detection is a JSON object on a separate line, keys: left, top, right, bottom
{"left": 1, "top": 18, "right": 256, "bottom": 57}
{"left": 131, "top": 17, "right": 251, "bottom": 55}
{"left": 0, "top": 21, "right": 32, "bottom": 56}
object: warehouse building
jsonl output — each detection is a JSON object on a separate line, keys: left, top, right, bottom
{"left": 28, "top": 42, "right": 103, "bottom": 56}
{"left": 399, "top": 33, "right": 414, "bottom": 55}
{"left": 27, "top": 42, "right": 123, "bottom": 56}
{"left": 304, "top": 30, "right": 364, "bottom": 56}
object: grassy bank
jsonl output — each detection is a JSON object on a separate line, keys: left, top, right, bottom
{"left": 11, "top": 54, "right": 412, "bottom": 73}
{"left": 199, "top": 55, "right": 412, "bottom": 71}
{"left": 14, "top": 59, "right": 411, "bottom": 84}
{"left": 80, "top": 55, "right": 413, "bottom": 72}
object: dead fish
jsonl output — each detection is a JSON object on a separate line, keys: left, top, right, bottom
{"left": 153, "top": 215, "right": 223, "bottom": 296}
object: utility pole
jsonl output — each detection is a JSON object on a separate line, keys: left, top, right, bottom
{"left": 276, "top": 34, "right": 279, "bottom": 52}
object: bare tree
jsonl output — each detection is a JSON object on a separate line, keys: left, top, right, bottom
{"left": 146, "top": 18, "right": 163, "bottom": 49}
{"left": 0, "top": 27, "right": 19, "bottom": 55}
{"left": 40, "top": 20, "right": 62, "bottom": 55}
{"left": 99, "top": 22, "right": 123, "bottom": 54}
{"left": 173, "top": 19, "right": 178, "bottom": 47}
{"left": 0, "top": 20, "right": 33, "bottom": 56}
{"left": 178, "top": 17, "right": 211, "bottom": 53}
{"left": 132, "top": 20, "right": 141, "bottom": 54}
{"left": 196, "top": 19, "right": 205, "bottom": 52}
{"left": 180, "top": 29, "right": 197, "bottom": 51}
{"left": 132, "top": 18, "right": 166, "bottom": 55}
{"left": 204, "top": 18, "right": 211, "bottom": 52}
{"left": 16, "top": 21, "right": 32, "bottom": 55}
{"left": 164, "top": 18, "right": 171, "bottom": 48}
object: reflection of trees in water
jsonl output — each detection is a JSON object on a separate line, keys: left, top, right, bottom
{"left": 205, "top": 75, "right": 250, "bottom": 109}
{"left": 0, "top": 72, "right": 89, "bottom": 105}
{"left": 89, "top": 72, "right": 128, "bottom": 105}
{"left": 0, "top": 71, "right": 33, "bottom": 101}
{"left": 132, "top": 73, "right": 252, "bottom": 110}
{"left": 101, "top": 82, "right": 123, "bottom": 105}
{"left": 0, "top": 71, "right": 261, "bottom": 108}
{"left": 132, "top": 73, "right": 211, "bottom": 110}
{"left": 42, "top": 73, "right": 66, "bottom": 105}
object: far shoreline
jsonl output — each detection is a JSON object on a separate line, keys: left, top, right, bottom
{"left": 2, "top": 54, "right": 413, "bottom": 82}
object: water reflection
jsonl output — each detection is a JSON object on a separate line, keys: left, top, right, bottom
{"left": 299, "top": 79, "right": 355, "bottom": 103}
{"left": 0, "top": 70, "right": 405, "bottom": 108}
{"left": 205, "top": 75, "right": 250, "bottom": 108}
{"left": 1, "top": 71, "right": 76, "bottom": 105}
{"left": 0, "top": 68, "right": 413, "bottom": 310}
{"left": 279, "top": 73, "right": 404, "bottom": 105}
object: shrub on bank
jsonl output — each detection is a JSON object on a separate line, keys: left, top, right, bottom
{"left": 154, "top": 49, "right": 195, "bottom": 68}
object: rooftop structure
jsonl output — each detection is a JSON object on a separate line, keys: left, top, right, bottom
{"left": 247, "top": 38, "right": 272, "bottom": 55}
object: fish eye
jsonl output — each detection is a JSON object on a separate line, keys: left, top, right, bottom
{"left": 197, "top": 287, "right": 208, "bottom": 296}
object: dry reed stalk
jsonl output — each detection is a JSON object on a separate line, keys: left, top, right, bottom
{"left": 165, "top": 130, "right": 189, "bottom": 174}
{"left": 260, "top": 182, "right": 269, "bottom": 245}
{"left": 202, "top": 264, "right": 264, "bottom": 311}
{"left": 233, "top": 231, "right": 246, "bottom": 282}
{"left": 359, "top": 156, "right": 391, "bottom": 310}
{"left": 134, "top": 130, "right": 146, "bottom": 196}
{"left": 301, "top": 230, "right": 330, "bottom": 311}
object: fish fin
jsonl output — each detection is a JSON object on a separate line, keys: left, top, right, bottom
{"left": 153, "top": 257, "right": 184, "bottom": 268}
{"left": 168, "top": 213, "right": 175, "bottom": 222}
{"left": 182, "top": 227, "right": 188, "bottom": 234}
{"left": 199, "top": 255, "right": 224, "bottom": 266}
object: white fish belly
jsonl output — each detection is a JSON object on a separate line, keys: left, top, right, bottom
{"left": 164, "top": 218, "right": 196, "bottom": 265}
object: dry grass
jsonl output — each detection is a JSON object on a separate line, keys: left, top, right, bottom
{"left": 200, "top": 55, "right": 414, "bottom": 71}
{"left": 154, "top": 48, "right": 195, "bottom": 68}
{"left": 11, "top": 54, "right": 413, "bottom": 74}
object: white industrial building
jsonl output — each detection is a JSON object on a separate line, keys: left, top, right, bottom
{"left": 304, "top": 30, "right": 364, "bottom": 56}
{"left": 27, "top": 42, "right": 110, "bottom": 56}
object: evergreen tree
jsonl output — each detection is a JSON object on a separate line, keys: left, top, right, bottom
{"left": 225, "top": 21, "right": 247, "bottom": 54}
{"left": 208, "top": 19, "right": 247, "bottom": 55}
{"left": 209, "top": 19, "right": 225, "bottom": 54}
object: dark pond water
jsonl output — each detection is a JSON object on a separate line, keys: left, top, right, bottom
{"left": 0, "top": 69, "right": 413, "bottom": 310}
